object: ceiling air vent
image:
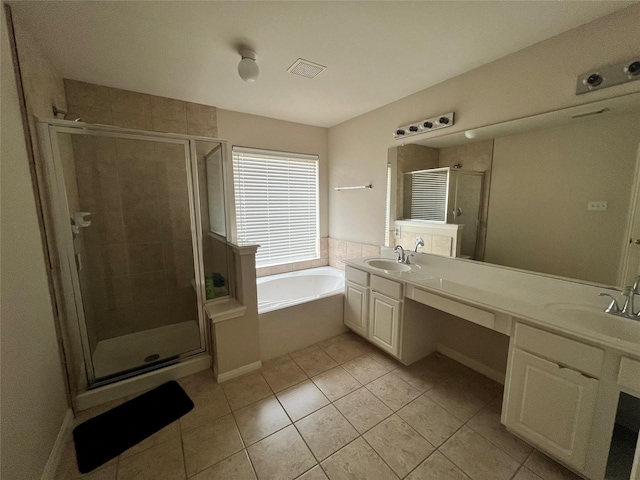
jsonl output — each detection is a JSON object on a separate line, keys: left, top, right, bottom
{"left": 287, "top": 59, "right": 326, "bottom": 79}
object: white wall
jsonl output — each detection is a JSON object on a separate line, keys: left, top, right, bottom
{"left": 216, "top": 109, "right": 329, "bottom": 237}
{"left": 328, "top": 4, "right": 640, "bottom": 245}
{"left": 0, "top": 6, "right": 69, "bottom": 478}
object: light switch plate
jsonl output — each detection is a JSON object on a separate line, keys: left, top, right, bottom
{"left": 588, "top": 201, "right": 607, "bottom": 211}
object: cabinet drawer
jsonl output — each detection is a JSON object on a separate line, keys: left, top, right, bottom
{"left": 618, "top": 356, "right": 640, "bottom": 393}
{"left": 371, "top": 275, "right": 402, "bottom": 300}
{"left": 408, "top": 287, "right": 496, "bottom": 330}
{"left": 345, "top": 266, "right": 369, "bottom": 287}
{"left": 514, "top": 323, "right": 603, "bottom": 378}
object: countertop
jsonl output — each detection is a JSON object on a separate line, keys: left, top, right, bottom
{"left": 344, "top": 253, "right": 640, "bottom": 357}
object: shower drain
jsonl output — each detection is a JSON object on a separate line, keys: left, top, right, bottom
{"left": 144, "top": 354, "right": 160, "bottom": 363}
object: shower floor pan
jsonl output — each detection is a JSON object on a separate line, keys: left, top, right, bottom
{"left": 92, "top": 320, "right": 201, "bottom": 379}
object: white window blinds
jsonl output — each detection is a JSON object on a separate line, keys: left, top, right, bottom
{"left": 410, "top": 168, "right": 449, "bottom": 222}
{"left": 232, "top": 147, "right": 319, "bottom": 267}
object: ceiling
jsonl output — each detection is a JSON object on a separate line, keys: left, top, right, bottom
{"left": 9, "top": 1, "right": 634, "bottom": 128}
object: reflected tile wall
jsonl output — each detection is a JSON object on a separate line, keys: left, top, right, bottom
{"left": 75, "top": 136, "right": 198, "bottom": 341}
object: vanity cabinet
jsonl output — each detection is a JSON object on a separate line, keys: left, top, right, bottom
{"left": 344, "top": 281, "right": 368, "bottom": 337}
{"left": 503, "top": 322, "right": 603, "bottom": 473}
{"left": 369, "top": 291, "right": 402, "bottom": 356}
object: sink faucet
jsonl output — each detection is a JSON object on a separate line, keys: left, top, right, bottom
{"left": 393, "top": 245, "right": 413, "bottom": 264}
{"left": 599, "top": 276, "right": 640, "bottom": 319}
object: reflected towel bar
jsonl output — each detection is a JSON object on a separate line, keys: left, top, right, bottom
{"left": 334, "top": 184, "right": 372, "bottom": 191}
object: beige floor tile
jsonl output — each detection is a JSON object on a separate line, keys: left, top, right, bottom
{"left": 293, "top": 348, "right": 339, "bottom": 377}
{"left": 342, "top": 355, "right": 391, "bottom": 384}
{"left": 277, "top": 379, "right": 330, "bottom": 422}
{"left": 524, "top": 450, "right": 583, "bottom": 480}
{"left": 55, "top": 441, "right": 117, "bottom": 479}
{"left": 189, "top": 450, "right": 257, "bottom": 480}
{"left": 233, "top": 395, "right": 291, "bottom": 446}
{"left": 120, "top": 420, "right": 181, "bottom": 459}
{"left": 363, "top": 415, "right": 434, "bottom": 477}
{"left": 222, "top": 371, "right": 272, "bottom": 411}
{"left": 424, "top": 375, "right": 489, "bottom": 421}
{"left": 333, "top": 387, "right": 393, "bottom": 434}
{"left": 319, "top": 334, "right": 372, "bottom": 364}
{"left": 320, "top": 437, "right": 398, "bottom": 480}
{"left": 312, "top": 366, "right": 361, "bottom": 402}
{"left": 406, "top": 451, "right": 470, "bottom": 480}
{"left": 397, "top": 395, "right": 464, "bottom": 447}
{"left": 117, "top": 435, "right": 185, "bottom": 480}
{"left": 179, "top": 385, "right": 231, "bottom": 433}
{"left": 367, "top": 349, "right": 404, "bottom": 371}
{"left": 366, "top": 372, "right": 421, "bottom": 411}
{"left": 393, "top": 354, "right": 456, "bottom": 392}
{"left": 295, "top": 405, "right": 359, "bottom": 461}
{"left": 296, "top": 465, "right": 328, "bottom": 479}
{"left": 439, "top": 426, "right": 520, "bottom": 480}
{"left": 467, "top": 401, "right": 532, "bottom": 462}
{"left": 290, "top": 344, "right": 321, "bottom": 359}
{"left": 247, "top": 425, "right": 317, "bottom": 480}
{"left": 182, "top": 414, "right": 244, "bottom": 477}
{"left": 261, "top": 357, "right": 308, "bottom": 392}
{"left": 513, "top": 466, "right": 544, "bottom": 480}
{"left": 452, "top": 371, "right": 504, "bottom": 403}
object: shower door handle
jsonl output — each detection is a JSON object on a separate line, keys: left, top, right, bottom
{"left": 75, "top": 252, "right": 83, "bottom": 271}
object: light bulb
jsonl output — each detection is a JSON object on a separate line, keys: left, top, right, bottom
{"left": 464, "top": 130, "right": 477, "bottom": 139}
{"left": 238, "top": 50, "right": 259, "bottom": 82}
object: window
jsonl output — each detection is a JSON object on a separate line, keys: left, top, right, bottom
{"left": 232, "top": 146, "right": 319, "bottom": 267}
{"left": 405, "top": 167, "right": 449, "bottom": 222}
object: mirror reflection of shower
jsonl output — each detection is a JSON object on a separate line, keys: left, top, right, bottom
{"left": 52, "top": 105, "right": 81, "bottom": 122}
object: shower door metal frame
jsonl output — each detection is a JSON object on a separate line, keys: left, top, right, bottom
{"left": 37, "top": 119, "right": 225, "bottom": 387}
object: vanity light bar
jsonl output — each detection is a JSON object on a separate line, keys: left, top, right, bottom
{"left": 576, "top": 56, "right": 640, "bottom": 95}
{"left": 393, "top": 112, "right": 455, "bottom": 139}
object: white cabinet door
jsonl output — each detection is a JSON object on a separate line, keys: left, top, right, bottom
{"left": 504, "top": 348, "right": 599, "bottom": 472}
{"left": 368, "top": 291, "right": 401, "bottom": 357}
{"left": 344, "top": 280, "right": 368, "bottom": 337}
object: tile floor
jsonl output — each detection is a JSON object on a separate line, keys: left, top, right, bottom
{"left": 57, "top": 332, "right": 583, "bottom": 480}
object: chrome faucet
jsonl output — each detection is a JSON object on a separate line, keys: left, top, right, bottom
{"left": 415, "top": 237, "right": 425, "bottom": 252}
{"left": 599, "top": 275, "right": 640, "bottom": 319}
{"left": 394, "top": 245, "right": 413, "bottom": 264}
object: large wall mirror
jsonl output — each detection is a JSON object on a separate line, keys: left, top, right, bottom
{"left": 387, "top": 93, "right": 640, "bottom": 288}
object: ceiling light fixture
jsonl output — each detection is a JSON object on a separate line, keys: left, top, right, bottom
{"left": 464, "top": 130, "right": 477, "bottom": 139}
{"left": 238, "top": 49, "right": 259, "bottom": 83}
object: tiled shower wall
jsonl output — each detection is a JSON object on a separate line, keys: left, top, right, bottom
{"left": 64, "top": 79, "right": 218, "bottom": 138}
{"left": 75, "top": 136, "right": 198, "bottom": 340}
{"left": 62, "top": 80, "right": 219, "bottom": 341}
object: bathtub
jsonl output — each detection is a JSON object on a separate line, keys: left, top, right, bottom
{"left": 258, "top": 266, "right": 348, "bottom": 360}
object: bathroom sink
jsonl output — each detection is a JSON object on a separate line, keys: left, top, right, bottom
{"left": 544, "top": 303, "right": 640, "bottom": 343}
{"left": 365, "top": 259, "right": 411, "bottom": 272}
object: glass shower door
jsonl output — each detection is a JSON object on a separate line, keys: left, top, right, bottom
{"left": 50, "top": 128, "right": 205, "bottom": 385}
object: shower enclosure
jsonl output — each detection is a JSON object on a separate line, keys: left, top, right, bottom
{"left": 38, "top": 120, "right": 228, "bottom": 391}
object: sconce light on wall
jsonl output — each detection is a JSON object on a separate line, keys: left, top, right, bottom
{"left": 393, "top": 112, "right": 455, "bottom": 139}
{"left": 238, "top": 49, "right": 259, "bottom": 83}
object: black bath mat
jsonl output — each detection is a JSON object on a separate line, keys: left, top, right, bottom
{"left": 73, "top": 380, "right": 193, "bottom": 473}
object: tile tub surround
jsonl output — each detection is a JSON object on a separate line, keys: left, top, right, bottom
{"left": 328, "top": 238, "right": 381, "bottom": 271}
{"left": 63, "top": 79, "right": 218, "bottom": 138}
{"left": 256, "top": 238, "right": 329, "bottom": 278}
{"left": 55, "top": 331, "right": 581, "bottom": 480}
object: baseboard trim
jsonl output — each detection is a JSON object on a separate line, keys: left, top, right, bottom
{"left": 436, "top": 343, "right": 505, "bottom": 385}
{"left": 41, "top": 408, "right": 73, "bottom": 480}
{"left": 216, "top": 360, "right": 262, "bottom": 383}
